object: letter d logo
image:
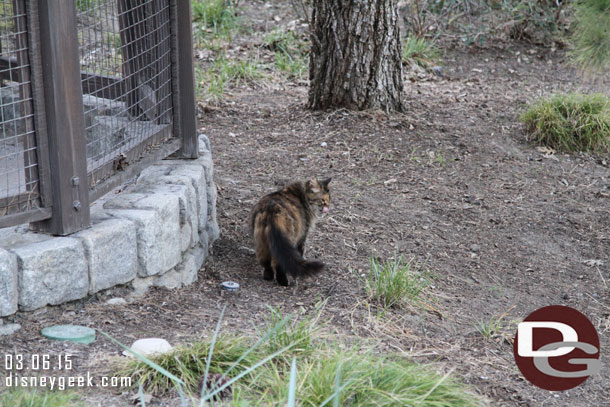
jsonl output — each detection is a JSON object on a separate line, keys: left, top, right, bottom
{"left": 517, "top": 322, "right": 577, "bottom": 357}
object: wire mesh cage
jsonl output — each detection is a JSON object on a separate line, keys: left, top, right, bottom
{"left": 0, "top": 0, "right": 196, "bottom": 234}
{"left": 77, "top": 0, "right": 174, "bottom": 188}
{"left": 0, "top": 0, "right": 40, "bottom": 217}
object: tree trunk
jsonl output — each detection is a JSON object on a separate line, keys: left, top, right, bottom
{"left": 308, "top": 0, "right": 405, "bottom": 112}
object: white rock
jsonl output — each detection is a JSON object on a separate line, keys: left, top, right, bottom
{"left": 0, "top": 323, "right": 20, "bottom": 336}
{"left": 122, "top": 338, "right": 173, "bottom": 357}
{"left": 105, "top": 298, "right": 127, "bottom": 306}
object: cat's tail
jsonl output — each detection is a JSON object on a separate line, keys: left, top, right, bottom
{"left": 267, "top": 223, "right": 324, "bottom": 278}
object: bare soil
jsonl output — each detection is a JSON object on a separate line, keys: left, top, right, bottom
{"left": 2, "top": 1, "right": 610, "bottom": 406}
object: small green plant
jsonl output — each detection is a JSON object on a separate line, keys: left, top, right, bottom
{"left": 76, "top": 0, "right": 98, "bottom": 12}
{"left": 360, "top": 254, "right": 430, "bottom": 309}
{"left": 474, "top": 306, "right": 519, "bottom": 343}
{"left": 0, "top": 389, "right": 83, "bottom": 407}
{"left": 436, "top": 152, "right": 445, "bottom": 165}
{"left": 264, "top": 29, "right": 309, "bottom": 78}
{"left": 192, "top": 0, "right": 237, "bottom": 37}
{"left": 275, "top": 52, "right": 308, "bottom": 78}
{"left": 521, "top": 93, "right": 610, "bottom": 153}
{"left": 475, "top": 317, "right": 504, "bottom": 340}
{"left": 489, "top": 285, "right": 502, "bottom": 297}
{"left": 263, "top": 30, "right": 307, "bottom": 54}
{"left": 427, "top": 149, "right": 446, "bottom": 166}
{"left": 402, "top": 36, "right": 439, "bottom": 67}
{"left": 104, "top": 32, "right": 122, "bottom": 51}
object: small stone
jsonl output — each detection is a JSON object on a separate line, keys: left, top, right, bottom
{"left": 582, "top": 259, "right": 603, "bottom": 267}
{"left": 131, "top": 276, "right": 155, "bottom": 297}
{"left": 0, "top": 323, "right": 21, "bottom": 336}
{"left": 431, "top": 66, "right": 444, "bottom": 76}
{"left": 470, "top": 244, "right": 480, "bottom": 252}
{"left": 238, "top": 246, "right": 255, "bottom": 255}
{"left": 320, "top": 142, "right": 328, "bottom": 148}
{"left": 130, "top": 393, "right": 153, "bottom": 405}
{"left": 106, "top": 298, "right": 127, "bottom": 306}
{"left": 123, "top": 338, "right": 173, "bottom": 357}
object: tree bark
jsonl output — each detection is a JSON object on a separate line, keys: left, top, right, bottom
{"left": 308, "top": 0, "right": 405, "bottom": 112}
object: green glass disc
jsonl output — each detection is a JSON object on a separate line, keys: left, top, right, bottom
{"left": 41, "top": 325, "right": 96, "bottom": 344}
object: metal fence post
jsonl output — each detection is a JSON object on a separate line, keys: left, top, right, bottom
{"left": 171, "top": 0, "right": 198, "bottom": 158}
{"left": 31, "top": 0, "right": 90, "bottom": 235}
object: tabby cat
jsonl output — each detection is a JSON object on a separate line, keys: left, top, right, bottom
{"left": 249, "top": 178, "right": 331, "bottom": 286}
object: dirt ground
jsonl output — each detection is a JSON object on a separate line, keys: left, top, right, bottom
{"left": 2, "top": 1, "right": 610, "bottom": 406}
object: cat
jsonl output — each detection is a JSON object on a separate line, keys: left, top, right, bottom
{"left": 249, "top": 178, "right": 331, "bottom": 286}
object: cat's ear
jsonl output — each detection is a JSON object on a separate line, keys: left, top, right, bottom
{"left": 305, "top": 179, "right": 319, "bottom": 193}
{"left": 320, "top": 178, "right": 332, "bottom": 188}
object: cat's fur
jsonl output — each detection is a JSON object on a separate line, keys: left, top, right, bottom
{"left": 249, "top": 178, "right": 331, "bottom": 286}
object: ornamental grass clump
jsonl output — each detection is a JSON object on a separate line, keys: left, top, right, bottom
{"left": 521, "top": 93, "right": 610, "bottom": 153}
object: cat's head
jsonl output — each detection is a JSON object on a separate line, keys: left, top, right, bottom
{"left": 305, "top": 178, "right": 331, "bottom": 216}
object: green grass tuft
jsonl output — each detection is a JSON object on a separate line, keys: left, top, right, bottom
{"left": 114, "top": 335, "right": 255, "bottom": 395}
{"left": 360, "top": 254, "right": 430, "bottom": 309}
{"left": 402, "top": 37, "right": 439, "bottom": 68}
{"left": 0, "top": 389, "right": 83, "bottom": 407}
{"left": 521, "top": 93, "right": 610, "bottom": 153}
{"left": 196, "top": 56, "right": 262, "bottom": 102}
{"left": 569, "top": 0, "right": 610, "bottom": 72}
{"left": 192, "top": 0, "right": 244, "bottom": 41}
{"left": 192, "top": 0, "right": 235, "bottom": 28}
{"left": 250, "top": 349, "right": 485, "bottom": 407}
{"left": 263, "top": 30, "right": 306, "bottom": 55}
{"left": 261, "top": 305, "right": 322, "bottom": 360}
